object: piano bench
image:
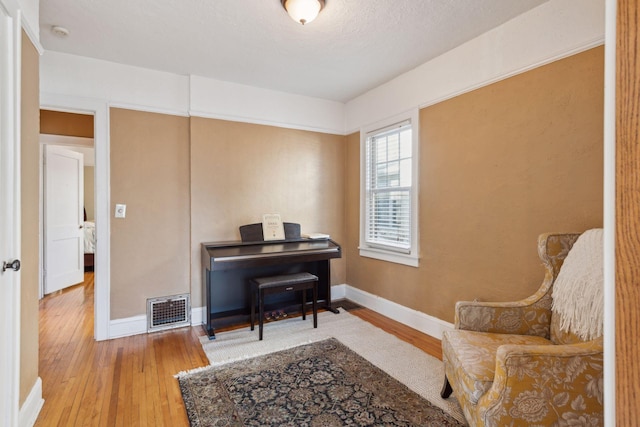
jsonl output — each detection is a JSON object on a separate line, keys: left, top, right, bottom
{"left": 250, "top": 272, "right": 318, "bottom": 340}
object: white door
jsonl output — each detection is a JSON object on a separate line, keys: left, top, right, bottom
{"left": 0, "top": 0, "right": 21, "bottom": 425}
{"left": 44, "top": 145, "right": 84, "bottom": 294}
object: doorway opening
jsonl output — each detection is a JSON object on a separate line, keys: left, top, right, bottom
{"left": 39, "top": 109, "right": 95, "bottom": 297}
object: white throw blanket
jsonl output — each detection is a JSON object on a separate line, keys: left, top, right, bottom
{"left": 551, "top": 228, "right": 604, "bottom": 341}
{"left": 83, "top": 221, "right": 96, "bottom": 253}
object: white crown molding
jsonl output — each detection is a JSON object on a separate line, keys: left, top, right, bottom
{"left": 38, "top": 36, "right": 603, "bottom": 137}
{"left": 40, "top": 51, "right": 191, "bottom": 116}
{"left": 109, "top": 101, "right": 189, "bottom": 118}
{"left": 189, "top": 109, "right": 345, "bottom": 136}
{"left": 189, "top": 74, "right": 346, "bottom": 135}
{"left": 20, "top": 14, "right": 43, "bottom": 55}
{"left": 417, "top": 37, "right": 604, "bottom": 112}
{"left": 344, "top": 37, "right": 604, "bottom": 136}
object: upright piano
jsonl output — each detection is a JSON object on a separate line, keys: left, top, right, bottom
{"left": 201, "top": 238, "right": 342, "bottom": 339}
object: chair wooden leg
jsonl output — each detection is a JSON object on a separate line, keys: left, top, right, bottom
{"left": 259, "top": 290, "right": 264, "bottom": 341}
{"left": 440, "top": 375, "right": 453, "bottom": 398}
{"left": 301, "top": 289, "right": 306, "bottom": 320}
{"left": 250, "top": 287, "right": 255, "bottom": 331}
{"left": 312, "top": 282, "right": 317, "bottom": 328}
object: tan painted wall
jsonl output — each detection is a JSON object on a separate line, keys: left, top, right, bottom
{"left": 104, "top": 48, "right": 600, "bottom": 326}
{"left": 110, "top": 108, "right": 190, "bottom": 319}
{"left": 40, "top": 110, "right": 94, "bottom": 137}
{"left": 346, "top": 47, "right": 604, "bottom": 323}
{"left": 20, "top": 31, "right": 40, "bottom": 406}
{"left": 190, "top": 117, "right": 346, "bottom": 308}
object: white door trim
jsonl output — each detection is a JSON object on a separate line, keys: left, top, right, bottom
{"left": 602, "top": 0, "right": 616, "bottom": 425}
{"left": 40, "top": 93, "right": 110, "bottom": 341}
{"left": 0, "top": 0, "right": 21, "bottom": 424}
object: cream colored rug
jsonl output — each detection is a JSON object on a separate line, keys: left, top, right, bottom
{"left": 199, "top": 308, "right": 465, "bottom": 424}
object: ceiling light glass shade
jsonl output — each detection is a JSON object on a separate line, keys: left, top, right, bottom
{"left": 282, "top": 0, "right": 325, "bottom": 25}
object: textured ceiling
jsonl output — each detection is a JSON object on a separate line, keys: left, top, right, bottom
{"left": 39, "top": 0, "right": 548, "bottom": 102}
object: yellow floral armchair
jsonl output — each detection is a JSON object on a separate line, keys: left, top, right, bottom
{"left": 440, "top": 231, "right": 604, "bottom": 426}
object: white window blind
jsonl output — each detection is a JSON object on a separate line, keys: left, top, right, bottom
{"left": 365, "top": 121, "right": 412, "bottom": 253}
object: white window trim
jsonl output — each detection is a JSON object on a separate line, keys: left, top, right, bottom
{"left": 359, "top": 109, "right": 420, "bottom": 267}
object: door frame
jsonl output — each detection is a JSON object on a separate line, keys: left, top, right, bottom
{"left": 39, "top": 134, "right": 94, "bottom": 298}
{"left": 40, "top": 93, "right": 110, "bottom": 341}
{"left": 603, "top": 0, "right": 616, "bottom": 425}
{"left": 0, "top": 0, "right": 21, "bottom": 424}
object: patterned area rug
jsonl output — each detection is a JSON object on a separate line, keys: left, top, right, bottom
{"left": 178, "top": 338, "right": 464, "bottom": 426}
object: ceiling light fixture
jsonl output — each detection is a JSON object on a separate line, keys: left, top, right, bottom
{"left": 281, "top": 0, "right": 325, "bottom": 25}
{"left": 51, "top": 25, "right": 70, "bottom": 37}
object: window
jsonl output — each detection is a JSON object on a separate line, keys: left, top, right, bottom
{"left": 360, "top": 111, "right": 419, "bottom": 267}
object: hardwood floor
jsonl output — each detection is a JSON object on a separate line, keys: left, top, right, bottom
{"left": 36, "top": 273, "right": 443, "bottom": 426}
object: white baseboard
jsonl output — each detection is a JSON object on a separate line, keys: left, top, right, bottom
{"left": 19, "top": 377, "right": 44, "bottom": 427}
{"left": 191, "top": 306, "right": 205, "bottom": 326}
{"left": 331, "top": 284, "right": 347, "bottom": 300}
{"left": 109, "top": 314, "right": 147, "bottom": 339}
{"left": 110, "top": 286, "right": 451, "bottom": 341}
{"left": 338, "top": 285, "right": 454, "bottom": 340}
{"left": 109, "top": 307, "right": 207, "bottom": 339}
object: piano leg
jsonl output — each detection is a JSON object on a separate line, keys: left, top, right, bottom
{"left": 326, "top": 305, "right": 340, "bottom": 314}
{"left": 204, "top": 325, "right": 216, "bottom": 340}
{"left": 324, "top": 261, "right": 340, "bottom": 314}
{"left": 204, "top": 268, "right": 217, "bottom": 339}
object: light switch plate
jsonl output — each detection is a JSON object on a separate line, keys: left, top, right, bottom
{"left": 115, "top": 204, "right": 126, "bottom": 218}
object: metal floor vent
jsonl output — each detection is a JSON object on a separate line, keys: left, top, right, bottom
{"left": 147, "top": 294, "right": 191, "bottom": 332}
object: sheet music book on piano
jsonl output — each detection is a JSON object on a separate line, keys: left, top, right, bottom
{"left": 262, "top": 213, "right": 285, "bottom": 241}
{"left": 303, "top": 232, "right": 330, "bottom": 240}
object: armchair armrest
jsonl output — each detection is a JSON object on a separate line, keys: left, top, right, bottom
{"left": 455, "top": 294, "right": 551, "bottom": 336}
{"left": 455, "top": 232, "right": 581, "bottom": 337}
{"left": 478, "top": 339, "right": 603, "bottom": 426}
